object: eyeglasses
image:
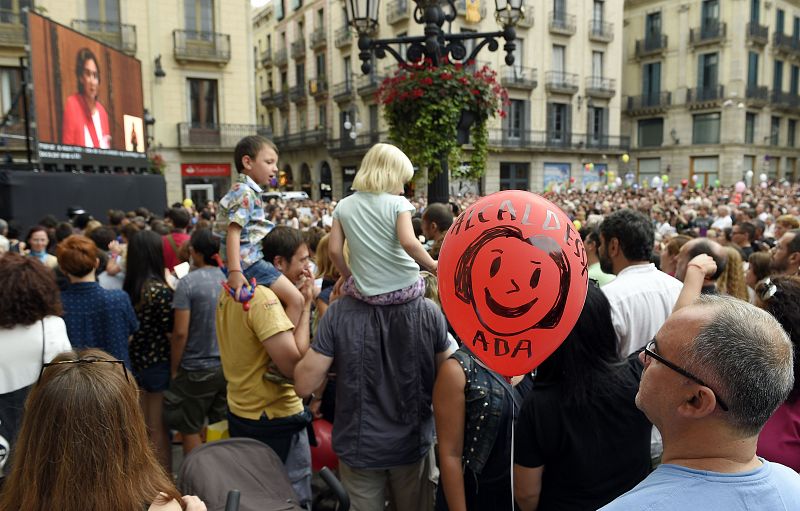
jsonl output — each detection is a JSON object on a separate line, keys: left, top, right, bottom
{"left": 643, "top": 339, "right": 729, "bottom": 411}
{"left": 756, "top": 277, "right": 778, "bottom": 302}
{"left": 38, "top": 358, "right": 129, "bottom": 383}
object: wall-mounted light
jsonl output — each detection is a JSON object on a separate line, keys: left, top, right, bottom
{"left": 154, "top": 55, "right": 166, "bottom": 78}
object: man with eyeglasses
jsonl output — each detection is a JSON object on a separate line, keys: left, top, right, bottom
{"left": 730, "top": 222, "right": 755, "bottom": 260}
{"left": 601, "top": 295, "right": 800, "bottom": 510}
{"left": 770, "top": 228, "right": 800, "bottom": 277}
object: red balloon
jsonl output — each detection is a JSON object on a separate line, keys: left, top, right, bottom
{"left": 681, "top": 179, "right": 688, "bottom": 187}
{"left": 438, "top": 190, "right": 589, "bottom": 376}
{"left": 310, "top": 419, "right": 337, "bottom": 471}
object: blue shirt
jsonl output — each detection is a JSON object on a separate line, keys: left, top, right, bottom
{"left": 60, "top": 282, "right": 139, "bottom": 367}
{"left": 600, "top": 458, "right": 800, "bottom": 511}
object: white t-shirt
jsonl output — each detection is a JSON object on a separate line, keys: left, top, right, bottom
{"left": 0, "top": 316, "right": 72, "bottom": 393}
{"left": 333, "top": 192, "right": 418, "bottom": 296}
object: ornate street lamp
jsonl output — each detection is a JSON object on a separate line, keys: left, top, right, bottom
{"left": 346, "top": 0, "right": 525, "bottom": 203}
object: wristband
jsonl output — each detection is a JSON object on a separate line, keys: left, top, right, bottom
{"left": 228, "top": 269, "right": 243, "bottom": 274}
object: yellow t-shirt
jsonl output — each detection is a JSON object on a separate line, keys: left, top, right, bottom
{"left": 215, "top": 286, "right": 303, "bottom": 420}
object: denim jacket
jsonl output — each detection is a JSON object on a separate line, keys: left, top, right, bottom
{"left": 452, "top": 348, "right": 513, "bottom": 475}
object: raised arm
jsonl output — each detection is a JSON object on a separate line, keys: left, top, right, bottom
{"left": 673, "top": 254, "right": 717, "bottom": 312}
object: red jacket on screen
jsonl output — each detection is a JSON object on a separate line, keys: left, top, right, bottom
{"left": 62, "top": 93, "right": 110, "bottom": 148}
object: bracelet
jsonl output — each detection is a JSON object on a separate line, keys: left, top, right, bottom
{"left": 228, "top": 269, "right": 243, "bottom": 274}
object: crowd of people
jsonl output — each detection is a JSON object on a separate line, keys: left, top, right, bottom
{"left": 2, "top": 136, "right": 800, "bottom": 510}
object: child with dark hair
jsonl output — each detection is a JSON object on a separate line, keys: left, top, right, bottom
{"left": 213, "top": 135, "right": 303, "bottom": 327}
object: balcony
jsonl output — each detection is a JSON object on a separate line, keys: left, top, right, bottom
{"left": 686, "top": 85, "right": 724, "bottom": 108}
{"left": 357, "top": 73, "right": 384, "bottom": 98}
{"left": 517, "top": 4, "right": 534, "bottom": 28}
{"left": 588, "top": 19, "right": 613, "bottom": 43}
{"left": 487, "top": 129, "right": 629, "bottom": 152}
{"left": 585, "top": 76, "right": 616, "bottom": 99}
{"left": 310, "top": 27, "right": 326, "bottom": 50}
{"left": 273, "top": 87, "right": 290, "bottom": 109}
{"left": 745, "top": 85, "right": 769, "bottom": 107}
{"left": 275, "top": 47, "right": 288, "bottom": 67}
{"left": 332, "top": 79, "right": 356, "bottom": 103}
{"left": 387, "top": 0, "right": 410, "bottom": 24}
{"left": 544, "top": 71, "right": 579, "bottom": 95}
{"left": 549, "top": 11, "right": 576, "bottom": 36}
{"left": 0, "top": 10, "right": 25, "bottom": 48}
{"left": 746, "top": 22, "right": 768, "bottom": 46}
{"left": 328, "top": 131, "right": 386, "bottom": 157}
{"left": 173, "top": 30, "right": 231, "bottom": 64}
{"left": 178, "top": 123, "right": 275, "bottom": 150}
{"left": 309, "top": 77, "right": 328, "bottom": 99}
{"left": 770, "top": 90, "right": 800, "bottom": 111}
{"left": 689, "top": 21, "right": 726, "bottom": 47}
{"left": 625, "top": 92, "right": 672, "bottom": 115}
{"left": 635, "top": 34, "right": 668, "bottom": 59}
{"left": 261, "top": 89, "right": 278, "bottom": 108}
{"left": 335, "top": 26, "right": 353, "bottom": 48}
{"left": 291, "top": 38, "right": 306, "bottom": 59}
{"left": 290, "top": 84, "right": 307, "bottom": 103}
{"left": 501, "top": 67, "right": 537, "bottom": 90}
{"left": 71, "top": 20, "right": 137, "bottom": 55}
{"left": 773, "top": 32, "right": 800, "bottom": 57}
{"left": 261, "top": 49, "right": 272, "bottom": 67}
{"left": 455, "top": 0, "right": 487, "bottom": 19}
{"left": 274, "top": 129, "right": 330, "bottom": 150}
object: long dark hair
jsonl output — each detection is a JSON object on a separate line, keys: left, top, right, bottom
{"left": 534, "top": 284, "right": 628, "bottom": 408}
{"left": 123, "top": 230, "right": 166, "bottom": 306}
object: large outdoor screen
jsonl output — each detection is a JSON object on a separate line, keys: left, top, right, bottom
{"left": 27, "top": 11, "right": 147, "bottom": 170}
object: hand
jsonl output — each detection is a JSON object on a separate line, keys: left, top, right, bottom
{"left": 309, "top": 398, "right": 323, "bottom": 419}
{"left": 331, "top": 275, "right": 346, "bottom": 303}
{"left": 226, "top": 271, "right": 248, "bottom": 300}
{"left": 108, "top": 240, "right": 121, "bottom": 256}
{"left": 298, "top": 269, "right": 315, "bottom": 304}
{"left": 687, "top": 254, "right": 717, "bottom": 278}
{"left": 181, "top": 495, "right": 207, "bottom": 511}
{"left": 431, "top": 260, "right": 438, "bottom": 275}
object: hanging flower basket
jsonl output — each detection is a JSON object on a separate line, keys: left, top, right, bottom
{"left": 148, "top": 153, "right": 166, "bottom": 175}
{"left": 377, "top": 59, "right": 509, "bottom": 182}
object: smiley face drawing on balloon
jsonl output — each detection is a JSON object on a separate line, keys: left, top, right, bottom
{"left": 454, "top": 225, "right": 570, "bottom": 337}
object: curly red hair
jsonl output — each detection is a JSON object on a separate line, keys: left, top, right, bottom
{"left": 0, "top": 252, "right": 62, "bottom": 328}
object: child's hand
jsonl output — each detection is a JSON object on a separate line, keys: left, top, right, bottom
{"left": 226, "top": 271, "right": 248, "bottom": 300}
{"left": 331, "top": 276, "right": 346, "bottom": 303}
{"left": 431, "top": 260, "right": 438, "bottom": 275}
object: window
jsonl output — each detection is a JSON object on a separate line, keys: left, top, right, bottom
{"left": 298, "top": 107, "right": 306, "bottom": 130}
{"left": 777, "top": 8, "right": 785, "bottom": 34}
{"left": 747, "top": 52, "right": 759, "bottom": 88}
{"left": 316, "top": 52, "right": 326, "bottom": 78}
{"left": 275, "top": 0, "right": 284, "bottom": 20}
{"left": 791, "top": 65, "right": 799, "bottom": 95}
{"left": 638, "top": 118, "right": 664, "bottom": 147}
{"left": 771, "top": 116, "right": 780, "bottom": 145}
{"left": 504, "top": 100, "right": 526, "bottom": 140}
{"left": 552, "top": 45, "right": 565, "bottom": 73}
{"left": 295, "top": 63, "right": 305, "bottom": 87}
{"left": 369, "top": 104, "right": 379, "bottom": 134}
{"left": 592, "top": 51, "right": 603, "bottom": 78}
{"left": 789, "top": 119, "right": 797, "bottom": 147}
{"left": 316, "top": 8, "right": 324, "bottom": 29}
{"left": 698, "top": 52, "right": 719, "bottom": 92}
{"left": 87, "top": 0, "right": 120, "bottom": 23}
{"left": 692, "top": 112, "right": 721, "bottom": 144}
{"left": 774, "top": 60, "right": 784, "bottom": 91}
{"left": 701, "top": 0, "right": 719, "bottom": 31}
{"left": 344, "top": 56, "right": 352, "bottom": 85}
{"left": 499, "top": 162, "right": 529, "bottom": 191}
{"left": 593, "top": 0, "right": 604, "bottom": 22}
{"left": 291, "top": 0, "right": 302, "bottom": 10}
{"left": 318, "top": 105, "right": 326, "bottom": 129}
{"left": 547, "top": 102, "right": 570, "bottom": 145}
{"left": 750, "top": 0, "right": 759, "bottom": 24}
{"left": 553, "top": 0, "right": 566, "bottom": 18}
{"left": 280, "top": 70, "right": 288, "bottom": 90}
{"left": 188, "top": 78, "right": 218, "bottom": 127}
{"left": 794, "top": 16, "right": 800, "bottom": 40}
{"left": 745, "top": 112, "right": 756, "bottom": 144}
{"left": 588, "top": 107, "right": 607, "bottom": 146}
{"left": 184, "top": 0, "right": 213, "bottom": 34}
{"left": 645, "top": 11, "right": 662, "bottom": 39}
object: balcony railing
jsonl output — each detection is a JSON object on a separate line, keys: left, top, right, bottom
{"left": 626, "top": 92, "right": 672, "bottom": 114}
{"left": 689, "top": 21, "right": 726, "bottom": 46}
{"left": 335, "top": 26, "right": 353, "bottom": 47}
{"left": 274, "top": 129, "right": 330, "bottom": 149}
{"left": 544, "top": 71, "right": 579, "bottom": 94}
{"left": 71, "top": 19, "right": 137, "bottom": 55}
{"left": 273, "top": 87, "right": 290, "bottom": 108}
{"left": 501, "top": 67, "right": 537, "bottom": 90}
{"left": 745, "top": 85, "right": 769, "bottom": 106}
{"left": 290, "top": 84, "right": 307, "bottom": 103}
{"left": 275, "top": 47, "right": 288, "bottom": 66}
{"left": 261, "top": 49, "right": 273, "bottom": 67}
{"left": 357, "top": 73, "right": 384, "bottom": 97}
{"left": 686, "top": 85, "right": 724, "bottom": 105}
{"left": 291, "top": 38, "right": 306, "bottom": 59}
{"left": 773, "top": 32, "right": 800, "bottom": 56}
{"left": 770, "top": 90, "right": 800, "bottom": 110}
{"left": 588, "top": 19, "right": 613, "bottom": 42}
{"left": 455, "top": 0, "right": 487, "bottom": 19}
{"left": 332, "top": 80, "right": 356, "bottom": 102}
{"left": 0, "top": 9, "right": 25, "bottom": 48}
{"left": 328, "top": 131, "right": 388, "bottom": 156}
{"left": 178, "top": 123, "right": 275, "bottom": 149}
{"left": 310, "top": 27, "right": 326, "bottom": 50}
{"left": 173, "top": 30, "right": 231, "bottom": 64}
{"left": 487, "top": 129, "right": 630, "bottom": 151}
{"left": 549, "top": 11, "right": 576, "bottom": 35}
{"left": 585, "top": 76, "right": 616, "bottom": 98}
{"left": 309, "top": 77, "right": 328, "bottom": 98}
{"left": 387, "top": 0, "right": 410, "bottom": 24}
{"left": 261, "top": 89, "right": 277, "bottom": 108}
{"left": 635, "top": 34, "right": 668, "bottom": 58}
{"left": 746, "top": 22, "right": 769, "bottom": 45}
{"left": 517, "top": 4, "right": 534, "bottom": 28}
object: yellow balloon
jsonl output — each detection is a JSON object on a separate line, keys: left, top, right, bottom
{"left": 573, "top": 220, "right": 582, "bottom": 231}
{"left": 621, "top": 153, "right": 630, "bottom": 163}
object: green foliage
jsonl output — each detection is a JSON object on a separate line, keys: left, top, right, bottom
{"left": 377, "top": 61, "right": 509, "bottom": 182}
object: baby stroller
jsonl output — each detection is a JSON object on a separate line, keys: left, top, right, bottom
{"left": 178, "top": 437, "right": 349, "bottom": 511}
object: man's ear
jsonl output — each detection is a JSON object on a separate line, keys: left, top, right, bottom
{"left": 788, "top": 250, "right": 800, "bottom": 269}
{"left": 677, "top": 386, "right": 719, "bottom": 419}
{"left": 607, "top": 237, "right": 620, "bottom": 258}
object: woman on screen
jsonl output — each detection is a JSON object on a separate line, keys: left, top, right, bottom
{"left": 62, "top": 48, "right": 111, "bottom": 149}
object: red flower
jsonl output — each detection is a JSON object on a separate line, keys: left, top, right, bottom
{"left": 440, "top": 72, "right": 453, "bottom": 80}
{"left": 412, "top": 88, "right": 424, "bottom": 98}
{"left": 421, "top": 77, "right": 433, "bottom": 86}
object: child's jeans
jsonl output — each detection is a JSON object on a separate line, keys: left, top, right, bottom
{"left": 243, "top": 258, "right": 281, "bottom": 287}
{"left": 344, "top": 276, "right": 425, "bottom": 305}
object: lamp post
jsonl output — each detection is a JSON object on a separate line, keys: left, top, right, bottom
{"left": 345, "top": 0, "right": 524, "bottom": 204}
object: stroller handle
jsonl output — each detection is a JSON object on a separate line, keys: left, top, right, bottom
{"left": 319, "top": 467, "right": 350, "bottom": 511}
{"left": 225, "top": 489, "right": 240, "bottom": 511}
